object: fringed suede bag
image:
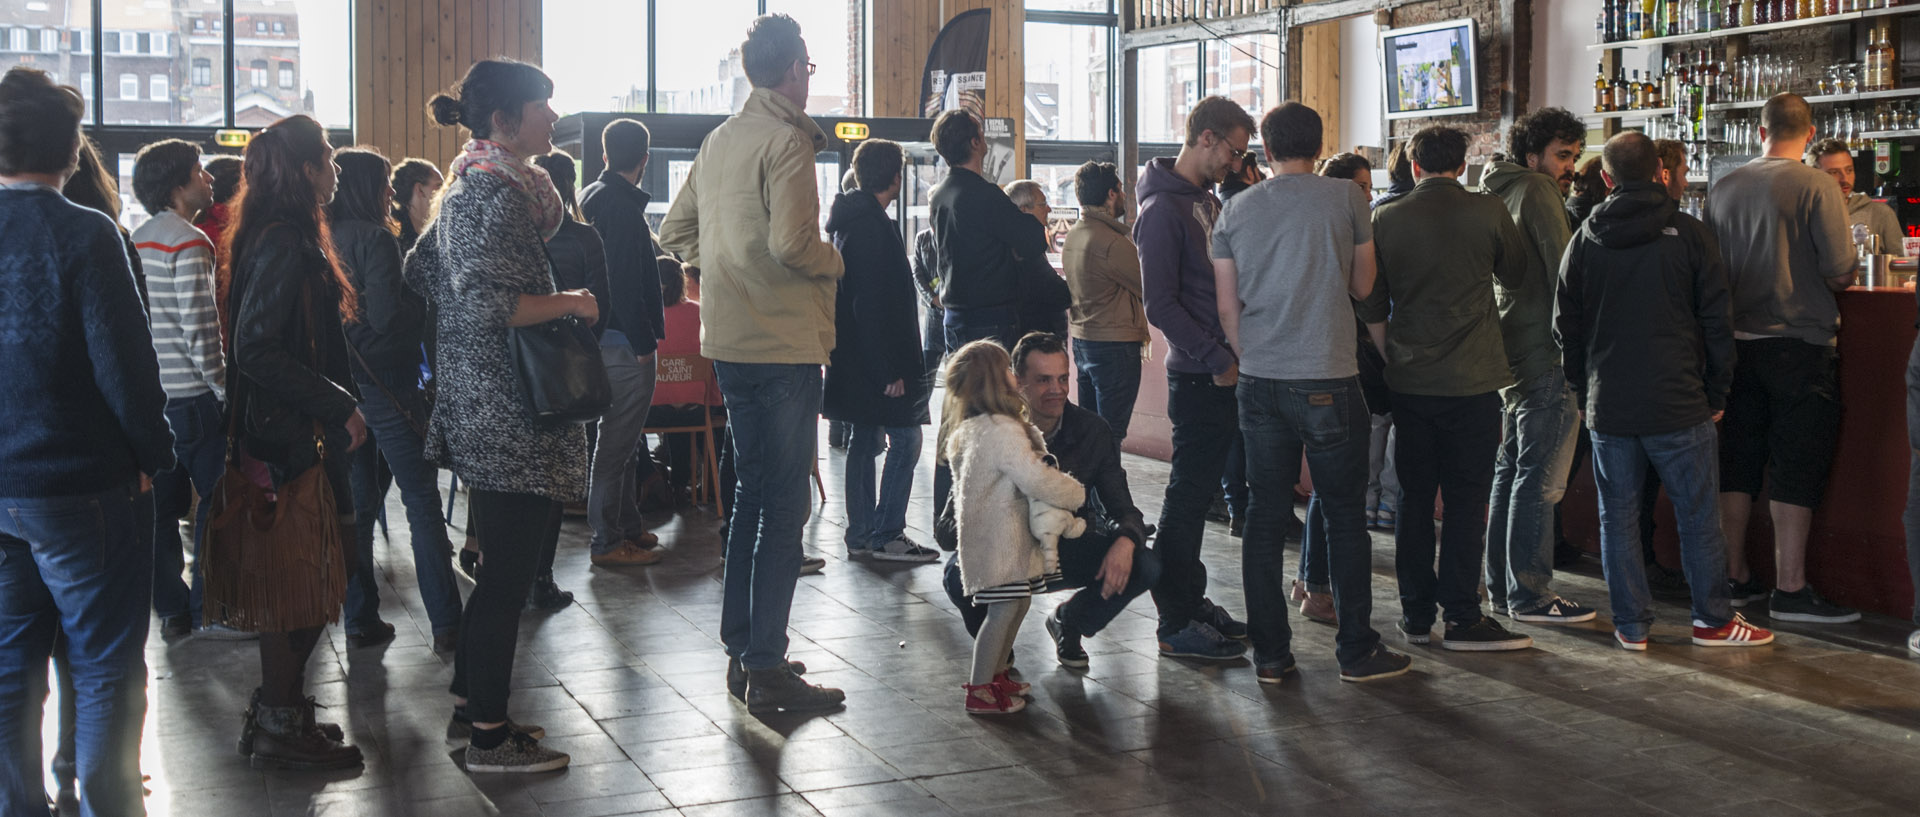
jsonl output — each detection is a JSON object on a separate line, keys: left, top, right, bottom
{"left": 201, "top": 286, "right": 348, "bottom": 632}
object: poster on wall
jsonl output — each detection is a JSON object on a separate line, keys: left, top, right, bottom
{"left": 982, "top": 117, "right": 1017, "bottom": 184}
{"left": 921, "top": 8, "right": 992, "bottom": 120}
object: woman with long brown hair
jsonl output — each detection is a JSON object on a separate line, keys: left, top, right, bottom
{"left": 216, "top": 113, "right": 368, "bottom": 770}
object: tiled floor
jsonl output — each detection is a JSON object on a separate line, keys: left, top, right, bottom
{"left": 61, "top": 427, "right": 1920, "bottom": 816}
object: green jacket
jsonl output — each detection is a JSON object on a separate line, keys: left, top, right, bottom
{"left": 1358, "top": 176, "right": 1527, "bottom": 397}
{"left": 1480, "top": 159, "right": 1573, "bottom": 386}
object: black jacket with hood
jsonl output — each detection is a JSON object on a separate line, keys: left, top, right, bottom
{"left": 1555, "top": 181, "right": 1734, "bottom": 437}
{"left": 823, "top": 190, "right": 930, "bottom": 427}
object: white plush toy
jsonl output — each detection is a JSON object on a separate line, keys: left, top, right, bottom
{"left": 1026, "top": 452, "right": 1086, "bottom": 578}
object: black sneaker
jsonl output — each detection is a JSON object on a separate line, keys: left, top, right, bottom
{"left": 1397, "top": 617, "right": 1432, "bottom": 645}
{"left": 799, "top": 556, "right": 826, "bottom": 576}
{"left": 1768, "top": 586, "right": 1862, "bottom": 624}
{"left": 1646, "top": 563, "right": 1692, "bottom": 600}
{"left": 1339, "top": 647, "right": 1413, "bottom": 683}
{"left": 160, "top": 614, "right": 192, "bottom": 640}
{"left": 527, "top": 575, "right": 573, "bottom": 611}
{"left": 346, "top": 620, "right": 396, "bottom": 648}
{"left": 1727, "top": 577, "right": 1768, "bottom": 608}
{"left": 1229, "top": 516, "right": 1245, "bottom": 538}
{"left": 457, "top": 548, "right": 480, "bottom": 581}
{"left": 1198, "top": 598, "right": 1249, "bottom": 641}
{"left": 1509, "top": 596, "right": 1598, "bottom": 624}
{"left": 1441, "top": 616, "right": 1533, "bottom": 652}
{"left": 1156, "top": 621, "right": 1247, "bottom": 661}
{"left": 1045, "top": 608, "right": 1089, "bottom": 669}
{"left": 465, "top": 729, "right": 569, "bottom": 774}
{"left": 1254, "top": 656, "right": 1296, "bottom": 685}
{"left": 746, "top": 664, "right": 844, "bottom": 714}
{"left": 726, "top": 656, "right": 810, "bottom": 700}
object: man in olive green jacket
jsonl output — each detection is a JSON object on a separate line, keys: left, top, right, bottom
{"left": 1062, "top": 160, "right": 1149, "bottom": 441}
{"left": 1358, "top": 125, "right": 1532, "bottom": 653}
{"left": 658, "top": 14, "right": 845, "bottom": 715}
{"left": 1478, "top": 107, "right": 1597, "bottom": 627}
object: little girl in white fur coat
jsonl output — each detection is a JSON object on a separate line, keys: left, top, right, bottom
{"left": 940, "top": 341, "right": 1086, "bottom": 715}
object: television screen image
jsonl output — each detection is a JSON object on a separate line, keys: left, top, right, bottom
{"left": 1381, "top": 19, "right": 1479, "bottom": 120}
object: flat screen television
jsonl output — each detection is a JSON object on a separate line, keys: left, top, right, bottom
{"left": 1380, "top": 19, "right": 1479, "bottom": 120}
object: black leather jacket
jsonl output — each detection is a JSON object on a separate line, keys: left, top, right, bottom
{"left": 228, "top": 222, "right": 360, "bottom": 468}
{"left": 335, "top": 218, "right": 427, "bottom": 372}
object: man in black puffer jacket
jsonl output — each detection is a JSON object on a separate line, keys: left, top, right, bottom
{"left": 1555, "top": 131, "right": 1767, "bottom": 652}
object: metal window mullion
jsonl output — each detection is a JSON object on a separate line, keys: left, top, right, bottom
{"left": 647, "top": 0, "right": 657, "bottom": 113}
{"left": 90, "top": 0, "right": 103, "bottom": 124}
{"left": 223, "top": 0, "right": 235, "bottom": 127}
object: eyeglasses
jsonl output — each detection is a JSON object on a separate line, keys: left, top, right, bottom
{"left": 806, "top": 62, "right": 817, "bottom": 76}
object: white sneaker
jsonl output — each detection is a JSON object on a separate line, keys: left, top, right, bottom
{"left": 1907, "top": 629, "right": 1920, "bottom": 658}
{"left": 872, "top": 535, "right": 940, "bottom": 563}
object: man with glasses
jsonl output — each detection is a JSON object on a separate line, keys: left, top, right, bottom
{"left": 1137, "top": 95, "right": 1256, "bottom": 662}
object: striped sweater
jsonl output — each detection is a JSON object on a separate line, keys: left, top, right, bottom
{"left": 134, "top": 210, "right": 225, "bottom": 401}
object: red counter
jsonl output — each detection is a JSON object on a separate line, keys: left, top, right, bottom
{"left": 1561, "top": 288, "right": 1918, "bottom": 619}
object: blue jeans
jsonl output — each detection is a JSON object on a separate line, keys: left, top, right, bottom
{"left": 0, "top": 483, "right": 152, "bottom": 817}
{"left": 1150, "top": 371, "right": 1237, "bottom": 638}
{"left": 1238, "top": 375, "right": 1381, "bottom": 668}
{"left": 1590, "top": 422, "right": 1733, "bottom": 639}
{"left": 715, "top": 362, "right": 821, "bottom": 670}
{"left": 1298, "top": 492, "right": 1330, "bottom": 593}
{"left": 845, "top": 424, "right": 921, "bottom": 550}
{"left": 1393, "top": 390, "right": 1502, "bottom": 628}
{"left": 1072, "top": 338, "right": 1143, "bottom": 442}
{"left": 345, "top": 365, "right": 462, "bottom": 637}
{"left": 1486, "top": 368, "right": 1581, "bottom": 611}
{"left": 943, "top": 305, "right": 1020, "bottom": 353}
{"left": 152, "top": 390, "right": 225, "bottom": 623}
{"left": 589, "top": 344, "right": 659, "bottom": 554}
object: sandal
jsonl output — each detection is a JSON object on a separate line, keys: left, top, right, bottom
{"left": 963, "top": 682, "right": 1026, "bottom": 715}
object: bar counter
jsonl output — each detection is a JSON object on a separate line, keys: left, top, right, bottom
{"left": 1561, "top": 287, "right": 1919, "bottom": 619}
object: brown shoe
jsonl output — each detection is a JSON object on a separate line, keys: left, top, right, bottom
{"left": 1290, "top": 579, "right": 1309, "bottom": 605}
{"left": 628, "top": 531, "right": 661, "bottom": 550}
{"left": 1301, "top": 591, "right": 1338, "bottom": 626}
{"left": 591, "top": 543, "right": 663, "bottom": 567}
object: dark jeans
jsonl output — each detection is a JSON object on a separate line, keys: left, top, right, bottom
{"left": 1150, "top": 371, "right": 1237, "bottom": 638}
{"left": 1392, "top": 390, "right": 1502, "bottom": 629}
{"left": 1591, "top": 422, "right": 1733, "bottom": 639}
{"left": 943, "top": 529, "right": 1161, "bottom": 638}
{"left": 1223, "top": 433, "right": 1248, "bottom": 520}
{"left": 943, "top": 305, "right": 1020, "bottom": 353}
{"left": 0, "top": 483, "right": 152, "bottom": 817}
{"left": 922, "top": 301, "right": 947, "bottom": 372}
{"left": 714, "top": 362, "right": 821, "bottom": 670}
{"left": 152, "top": 390, "right": 225, "bottom": 623}
{"left": 845, "top": 424, "right": 921, "bottom": 550}
{"left": 1904, "top": 336, "right": 1920, "bottom": 625}
{"left": 346, "top": 366, "right": 461, "bottom": 637}
{"left": 1238, "top": 375, "right": 1381, "bottom": 667}
{"left": 1072, "top": 338, "right": 1143, "bottom": 442}
{"left": 450, "top": 490, "right": 558, "bottom": 723}
{"left": 1298, "top": 493, "right": 1329, "bottom": 593}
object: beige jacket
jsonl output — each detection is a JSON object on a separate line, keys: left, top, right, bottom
{"left": 1061, "top": 207, "right": 1149, "bottom": 342}
{"left": 659, "top": 88, "right": 844, "bottom": 364}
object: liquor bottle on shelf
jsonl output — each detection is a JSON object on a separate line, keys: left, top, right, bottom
{"left": 1617, "top": 0, "right": 1631, "bottom": 39}
{"left": 1597, "top": 62, "right": 1614, "bottom": 112}
{"left": 1614, "top": 67, "right": 1633, "bottom": 110}
{"left": 1669, "top": 0, "right": 1684, "bottom": 35}
{"left": 1628, "top": 0, "right": 1642, "bottom": 38}
{"left": 1631, "top": 70, "right": 1646, "bottom": 108}
{"left": 1741, "top": 0, "right": 1756, "bottom": 25}
{"left": 1757, "top": 0, "right": 1772, "bottom": 24}
{"left": 1643, "top": 0, "right": 1658, "bottom": 38}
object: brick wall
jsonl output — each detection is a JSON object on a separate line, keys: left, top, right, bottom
{"left": 1385, "top": 0, "right": 1508, "bottom": 163}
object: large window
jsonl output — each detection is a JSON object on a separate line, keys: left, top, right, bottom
{"left": 1135, "top": 42, "right": 1199, "bottom": 145}
{"left": 1206, "top": 34, "right": 1280, "bottom": 119}
{"left": 1025, "top": 22, "right": 1111, "bottom": 142}
{"left": 544, "top": 0, "right": 864, "bottom": 117}
{"left": 0, "top": 1, "right": 352, "bottom": 128}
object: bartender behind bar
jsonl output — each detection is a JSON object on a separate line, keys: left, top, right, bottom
{"left": 1809, "top": 138, "right": 1908, "bottom": 258}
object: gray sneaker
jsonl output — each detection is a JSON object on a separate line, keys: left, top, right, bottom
{"left": 1768, "top": 587, "right": 1861, "bottom": 624}
{"left": 872, "top": 535, "right": 940, "bottom": 563}
{"left": 465, "top": 730, "right": 569, "bottom": 774}
{"left": 195, "top": 624, "right": 258, "bottom": 641}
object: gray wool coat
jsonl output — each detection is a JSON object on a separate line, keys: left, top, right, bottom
{"left": 403, "top": 171, "right": 589, "bottom": 502}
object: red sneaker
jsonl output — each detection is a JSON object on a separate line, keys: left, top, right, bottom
{"left": 1615, "top": 631, "right": 1648, "bottom": 651}
{"left": 964, "top": 683, "right": 1026, "bottom": 715}
{"left": 1692, "top": 614, "right": 1774, "bottom": 647}
{"left": 992, "top": 671, "right": 1031, "bottom": 697}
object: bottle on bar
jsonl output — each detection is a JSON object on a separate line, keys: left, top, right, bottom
{"left": 1669, "top": 0, "right": 1685, "bottom": 34}
{"left": 1644, "top": 0, "right": 1659, "bottom": 37}
{"left": 1647, "top": 70, "right": 1663, "bottom": 108}
{"left": 1596, "top": 62, "right": 1615, "bottom": 112}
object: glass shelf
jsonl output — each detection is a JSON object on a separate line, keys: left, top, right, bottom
{"left": 1588, "top": 5, "right": 1915, "bottom": 52}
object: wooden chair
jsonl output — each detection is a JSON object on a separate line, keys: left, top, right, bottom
{"left": 647, "top": 352, "right": 728, "bottom": 519}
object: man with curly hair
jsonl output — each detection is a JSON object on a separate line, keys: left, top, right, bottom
{"left": 1479, "top": 106, "right": 1598, "bottom": 626}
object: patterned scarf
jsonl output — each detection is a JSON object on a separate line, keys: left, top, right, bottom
{"left": 448, "top": 139, "right": 565, "bottom": 241}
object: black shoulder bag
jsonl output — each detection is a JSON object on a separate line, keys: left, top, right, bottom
{"left": 505, "top": 246, "right": 611, "bottom": 424}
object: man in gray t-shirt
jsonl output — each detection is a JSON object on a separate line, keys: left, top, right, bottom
{"left": 1702, "top": 92, "right": 1860, "bottom": 625}
{"left": 1211, "top": 102, "right": 1408, "bottom": 684}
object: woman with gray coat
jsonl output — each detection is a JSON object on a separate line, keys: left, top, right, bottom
{"left": 405, "top": 59, "right": 596, "bottom": 774}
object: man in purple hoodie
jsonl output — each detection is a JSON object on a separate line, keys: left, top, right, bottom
{"left": 1138, "top": 95, "right": 1256, "bottom": 661}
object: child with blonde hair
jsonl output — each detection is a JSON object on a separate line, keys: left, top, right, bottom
{"left": 939, "top": 341, "right": 1086, "bottom": 714}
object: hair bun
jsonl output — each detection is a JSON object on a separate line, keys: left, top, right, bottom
{"left": 428, "top": 94, "right": 463, "bottom": 127}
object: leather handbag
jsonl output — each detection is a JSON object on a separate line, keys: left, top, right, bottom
{"left": 506, "top": 254, "right": 611, "bottom": 424}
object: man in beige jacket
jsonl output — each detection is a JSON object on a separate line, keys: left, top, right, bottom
{"left": 1062, "top": 160, "right": 1149, "bottom": 442}
{"left": 659, "top": 13, "right": 846, "bottom": 715}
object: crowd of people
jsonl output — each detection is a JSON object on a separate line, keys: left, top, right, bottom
{"left": 3, "top": 9, "right": 1918, "bottom": 815}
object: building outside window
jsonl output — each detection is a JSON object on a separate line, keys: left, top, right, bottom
{"left": 41, "top": 27, "right": 57, "bottom": 53}
{"left": 279, "top": 64, "right": 293, "bottom": 89}
{"left": 150, "top": 73, "right": 167, "bottom": 101}
{"left": 250, "top": 59, "right": 266, "bottom": 87}
{"left": 192, "top": 57, "right": 211, "bottom": 86}
{"left": 118, "top": 72, "right": 136, "bottom": 99}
